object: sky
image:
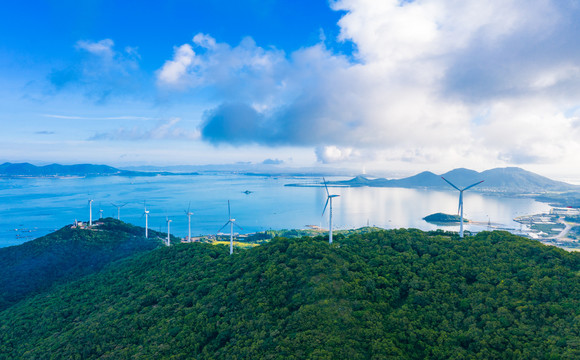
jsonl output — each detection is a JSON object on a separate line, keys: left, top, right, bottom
{"left": 2, "top": 0, "right": 580, "bottom": 180}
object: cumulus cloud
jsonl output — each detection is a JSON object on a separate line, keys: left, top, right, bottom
{"left": 157, "top": 44, "right": 195, "bottom": 88}
{"left": 91, "top": 118, "right": 200, "bottom": 141}
{"left": 315, "top": 146, "right": 359, "bottom": 164}
{"left": 158, "top": 0, "right": 580, "bottom": 167}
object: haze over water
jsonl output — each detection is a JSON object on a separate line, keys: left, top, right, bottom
{"left": 0, "top": 174, "right": 552, "bottom": 248}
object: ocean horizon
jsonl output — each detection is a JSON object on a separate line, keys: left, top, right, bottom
{"left": 0, "top": 173, "right": 552, "bottom": 248}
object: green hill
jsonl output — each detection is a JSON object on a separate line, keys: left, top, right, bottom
{"left": 1, "top": 229, "right": 579, "bottom": 359}
{"left": 423, "top": 213, "right": 465, "bottom": 224}
{"left": 0, "top": 218, "right": 167, "bottom": 311}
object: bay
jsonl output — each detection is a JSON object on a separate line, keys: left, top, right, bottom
{"left": 0, "top": 174, "right": 551, "bottom": 248}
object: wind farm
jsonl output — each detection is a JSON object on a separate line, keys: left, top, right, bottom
{"left": 5, "top": 166, "right": 580, "bottom": 251}
{"left": 4, "top": 1, "right": 580, "bottom": 357}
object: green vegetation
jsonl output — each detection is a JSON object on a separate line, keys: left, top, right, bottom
{"left": 0, "top": 218, "right": 165, "bottom": 311}
{"left": 245, "top": 226, "right": 384, "bottom": 242}
{"left": 423, "top": 213, "right": 464, "bottom": 224}
{"left": 531, "top": 222, "right": 566, "bottom": 236}
{"left": 1, "top": 229, "right": 579, "bottom": 359}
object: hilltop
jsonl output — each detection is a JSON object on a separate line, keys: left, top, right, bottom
{"left": 325, "top": 167, "right": 580, "bottom": 195}
{"left": 0, "top": 218, "right": 168, "bottom": 311}
{"left": 1, "top": 229, "right": 579, "bottom": 359}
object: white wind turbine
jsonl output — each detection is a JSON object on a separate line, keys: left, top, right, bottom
{"left": 111, "top": 202, "right": 128, "bottom": 220}
{"left": 218, "top": 201, "right": 242, "bottom": 255}
{"left": 88, "top": 199, "right": 93, "bottom": 226}
{"left": 441, "top": 177, "right": 484, "bottom": 238}
{"left": 322, "top": 178, "right": 340, "bottom": 244}
{"left": 184, "top": 202, "right": 193, "bottom": 242}
{"left": 166, "top": 217, "right": 172, "bottom": 246}
{"left": 143, "top": 202, "right": 150, "bottom": 239}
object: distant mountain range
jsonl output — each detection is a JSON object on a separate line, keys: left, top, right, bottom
{"left": 0, "top": 162, "right": 198, "bottom": 177}
{"left": 329, "top": 167, "right": 580, "bottom": 194}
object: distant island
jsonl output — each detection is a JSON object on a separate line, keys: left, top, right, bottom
{"left": 286, "top": 167, "right": 580, "bottom": 206}
{"left": 423, "top": 212, "right": 465, "bottom": 225}
{"left": 0, "top": 162, "right": 198, "bottom": 178}
{"left": 326, "top": 167, "right": 579, "bottom": 193}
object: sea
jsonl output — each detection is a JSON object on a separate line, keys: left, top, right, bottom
{"left": 0, "top": 173, "right": 553, "bottom": 248}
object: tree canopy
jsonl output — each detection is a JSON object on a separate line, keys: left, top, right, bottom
{"left": 0, "top": 229, "right": 579, "bottom": 359}
{"left": 0, "top": 218, "right": 165, "bottom": 311}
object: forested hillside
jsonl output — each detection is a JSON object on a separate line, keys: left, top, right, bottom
{"left": 0, "top": 218, "right": 166, "bottom": 311}
{"left": 1, "top": 230, "right": 579, "bottom": 359}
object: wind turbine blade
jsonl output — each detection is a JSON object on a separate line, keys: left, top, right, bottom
{"left": 323, "top": 177, "right": 330, "bottom": 196}
{"left": 218, "top": 221, "right": 231, "bottom": 233}
{"left": 234, "top": 223, "right": 243, "bottom": 231}
{"left": 322, "top": 197, "right": 330, "bottom": 216}
{"left": 441, "top": 177, "right": 460, "bottom": 191}
{"left": 463, "top": 180, "right": 484, "bottom": 191}
{"left": 187, "top": 201, "right": 191, "bottom": 213}
{"left": 458, "top": 192, "right": 463, "bottom": 215}
{"left": 228, "top": 200, "right": 231, "bottom": 219}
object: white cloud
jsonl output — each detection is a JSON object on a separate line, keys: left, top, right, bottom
{"left": 76, "top": 39, "right": 115, "bottom": 59}
{"left": 315, "top": 146, "right": 359, "bottom": 163}
{"left": 157, "top": 44, "right": 196, "bottom": 87}
{"left": 193, "top": 33, "right": 217, "bottom": 49}
{"left": 156, "top": 1, "right": 580, "bottom": 172}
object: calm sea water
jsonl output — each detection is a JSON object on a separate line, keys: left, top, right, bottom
{"left": 0, "top": 174, "right": 552, "bottom": 248}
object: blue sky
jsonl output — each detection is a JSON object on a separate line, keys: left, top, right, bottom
{"left": 2, "top": 0, "right": 580, "bottom": 179}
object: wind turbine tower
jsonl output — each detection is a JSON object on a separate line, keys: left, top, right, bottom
{"left": 166, "top": 218, "right": 172, "bottom": 246}
{"left": 184, "top": 203, "right": 193, "bottom": 242}
{"left": 441, "top": 177, "right": 484, "bottom": 238}
{"left": 88, "top": 199, "right": 93, "bottom": 226}
{"left": 111, "top": 202, "right": 128, "bottom": 220}
{"left": 144, "top": 204, "right": 150, "bottom": 239}
{"left": 218, "top": 201, "right": 242, "bottom": 255}
{"left": 322, "top": 178, "right": 340, "bottom": 244}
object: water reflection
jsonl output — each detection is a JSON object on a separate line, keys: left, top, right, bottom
{"left": 0, "top": 175, "right": 552, "bottom": 247}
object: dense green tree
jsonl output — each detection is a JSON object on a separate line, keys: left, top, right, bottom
{"left": 0, "top": 218, "right": 165, "bottom": 310}
{"left": 0, "top": 229, "right": 579, "bottom": 359}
